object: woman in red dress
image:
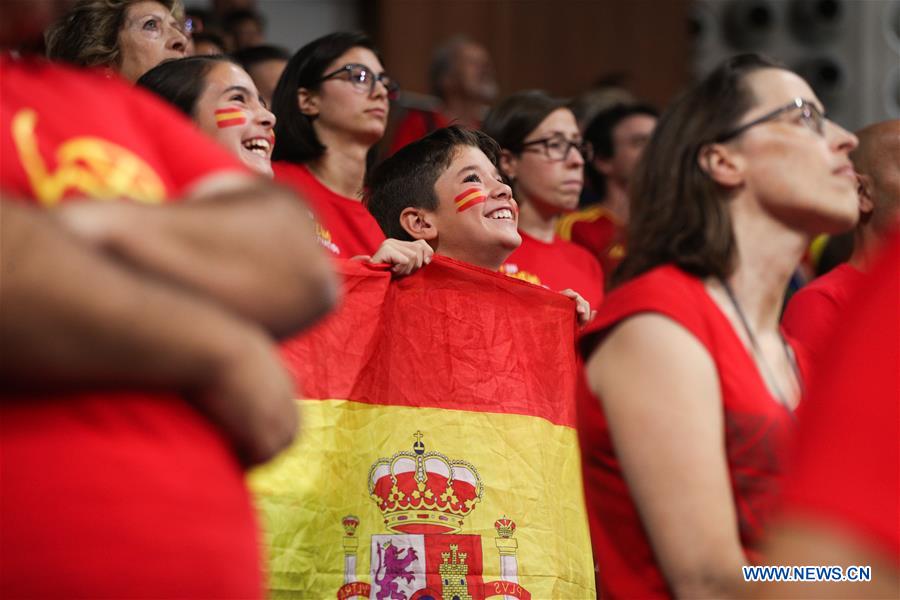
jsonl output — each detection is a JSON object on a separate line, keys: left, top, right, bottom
{"left": 579, "top": 53, "right": 859, "bottom": 598}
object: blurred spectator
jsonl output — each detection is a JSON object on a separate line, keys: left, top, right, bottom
{"left": 782, "top": 119, "right": 900, "bottom": 364}
{"left": 45, "top": 0, "right": 189, "bottom": 82}
{"left": 557, "top": 103, "right": 658, "bottom": 284}
{"left": 812, "top": 230, "right": 854, "bottom": 276}
{"left": 233, "top": 44, "right": 290, "bottom": 107}
{"left": 138, "top": 55, "right": 275, "bottom": 175}
{"left": 191, "top": 30, "right": 226, "bottom": 55}
{"left": 222, "top": 8, "right": 264, "bottom": 51}
{"left": 389, "top": 35, "right": 497, "bottom": 154}
{"left": 184, "top": 5, "right": 212, "bottom": 34}
{"left": 212, "top": 0, "right": 255, "bottom": 19}
{"left": 761, "top": 231, "right": 899, "bottom": 600}
{"left": 1, "top": 0, "right": 335, "bottom": 595}
{"left": 569, "top": 80, "right": 636, "bottom": 133}
{"left": 484, "top": 90, "right": 604, "bottom": 313}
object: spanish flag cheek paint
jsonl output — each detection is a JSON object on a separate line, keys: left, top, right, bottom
{"left": 454, "top": 187, "right": 487, "bottom": 213}
{"left": 215, "top": 107, "right": 247, "bottom": 128}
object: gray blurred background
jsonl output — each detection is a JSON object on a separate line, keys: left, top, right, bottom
{"left": 196, "top": 0, "right": 900, "bottom": 132}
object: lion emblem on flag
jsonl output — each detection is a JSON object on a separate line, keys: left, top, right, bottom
{"left": 335, "top": 432, "right": 531, "bottom": 600}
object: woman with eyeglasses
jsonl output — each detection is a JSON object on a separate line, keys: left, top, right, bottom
{"left": 270, "top": 31, "right": 432, "bottom": 273}
{"left": 578, "top": 54, "right": 858, "bottom": 598}
{"left": 483, "top": 90, "right": 605, "bottom": 315}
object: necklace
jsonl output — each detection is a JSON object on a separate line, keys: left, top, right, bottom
{"left": 720, "top": 278, "right": 802, "bottom": 416}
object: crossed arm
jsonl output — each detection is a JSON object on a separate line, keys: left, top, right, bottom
{"left": 1, "top": 176, "right": 337, "bottom": 465}
{"left": 52, "top": 174, "right": 337, "bottom": 338}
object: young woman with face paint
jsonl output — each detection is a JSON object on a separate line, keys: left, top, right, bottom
{"left": 270, "top": 31, "right": 432, "bottom": 273}
{"left": 138, "top": 56, "right": 276, "bottom": 176}
{"left": 578, "top": 54, "right": 859, "bottom": 599}
{"left": 483, "top": 90, "right": 605, "bottom": 314}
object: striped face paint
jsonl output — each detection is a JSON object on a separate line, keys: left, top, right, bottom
{"left": 215, "top": 107, "right": 247, "bottom": 128}
{"left": 454, "top": 187, "right": 487, "bottom": 213}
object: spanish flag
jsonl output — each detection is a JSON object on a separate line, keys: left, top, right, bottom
{"left": 251, "top": 257, "right": 595, "bottom": 599}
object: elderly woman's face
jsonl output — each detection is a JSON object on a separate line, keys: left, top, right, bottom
{"left": 117, "top": 1, "right": 188, "bottom": 82}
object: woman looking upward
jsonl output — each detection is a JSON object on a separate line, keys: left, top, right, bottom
{"left": 580, "top": 54, "right": 859, "bottom": 598}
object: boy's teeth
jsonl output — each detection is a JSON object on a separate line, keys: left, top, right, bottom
{"left": 489, "top": 208, "right": 513, "bottom": 219}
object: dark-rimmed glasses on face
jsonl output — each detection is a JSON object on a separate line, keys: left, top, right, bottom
{"left": 520, "top": 134, "right": 594, "bottom": 162}
{"left": 318, "top": 63, "right": 399, "bottom": 99}
{"left": 715, "top": 97, "right": 825, "bottom": 143}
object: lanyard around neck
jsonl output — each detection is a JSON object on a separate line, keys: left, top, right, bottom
{"left": 720, "top": 278, "right": 802, "bottom": 417}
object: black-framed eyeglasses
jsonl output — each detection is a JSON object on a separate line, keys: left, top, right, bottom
{"left": 519, "top": 135, "right": 594, "bottom": 162}
{"left": 714, "top": 97, "right": 825, "bottom": 143}
{"left": 319, "top": 63, "right": 399, "bottom": 99}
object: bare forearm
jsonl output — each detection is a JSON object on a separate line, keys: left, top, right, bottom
{"left": 55, "top": 182, "right": 337, "bottom": 338}
{"left": 669, "top": 560, "right": 747, "bottom": 599}
{"left": 1, "top": 201, "right": 263, "bottom": 390}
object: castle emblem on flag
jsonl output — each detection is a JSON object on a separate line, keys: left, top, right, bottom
{"left": 336, "top": 432, "right": 531, "bottom": 600}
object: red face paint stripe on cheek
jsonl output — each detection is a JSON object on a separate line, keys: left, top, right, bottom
{"left": 215, "top": 108, "right": 247, "bottom": 128}
{"left": 454, "top": 188, "right": 486, "bottom": 212}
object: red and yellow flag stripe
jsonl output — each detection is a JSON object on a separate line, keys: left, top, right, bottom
{"left": 454, "top": 187, "right": 486, "bottom": 212}
{"left": 214, "top": 107, "right": 246, "bottom": 128}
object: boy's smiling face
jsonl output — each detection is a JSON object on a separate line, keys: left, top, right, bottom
{"left": 424, "top": 145, "right": 521, "bottom": 270}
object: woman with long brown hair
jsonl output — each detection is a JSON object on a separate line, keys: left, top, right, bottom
{"left": 580, "top": 53, "right": 859, "bottom": 598}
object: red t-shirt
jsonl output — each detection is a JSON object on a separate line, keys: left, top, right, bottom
{"left": 781, "top": 233, "right": 899, "bottom": 563}
{"left": 577, "top": 265, "right": 799, "bottom": 599}
{"left": 273, "top": 161, "right": 385, "bottom": 258}
{"left": 388, "top": 108, "right": 451, "bottom": 155}
{"left": 0, "top": 56, "right": 262, "bottom": 598}
{"left": 500, "top": 231, "right": 605, "bottom": 310}
{"left": 781, "top": 262, "right": 866, "bottom": 366}
{"left": 557, "top": 204, "right": 625, "bottom": 285}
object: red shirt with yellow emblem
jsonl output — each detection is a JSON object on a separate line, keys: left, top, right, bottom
{"left": 500, "top": 231, "right": 605, "bottom": 311}
{"left": 557, "top": 204, "right": 625, "bottom": 285}
{"left": 273, "top": 161, "right": 385, "bottom": 258}
{"left": 0, "top": 55, "right": 262, "bottom": 598}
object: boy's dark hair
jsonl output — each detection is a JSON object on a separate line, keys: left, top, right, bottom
{"left": 137, "top": 55, "right": 237, "bottom": 118}
{"left": 232, "top": 44, "right": 290, "bottom": 70}
{"left": 271, "top": 31, "right": 379, "bottom": 163}
{"left": 584, "top": 102, "right": 659, "bottom": 197}
{"left": 366, "top": 126, "right": 502, "bottom": 242}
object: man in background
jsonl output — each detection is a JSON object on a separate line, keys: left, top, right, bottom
{"left": 388, "top": 35, "right": 498, "bottom": 154}
{"left": 782, "top": 119, "right": 900, "bottom": 364}
{"left": 557, "top": 103, "right": 657, "bottom": 282}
